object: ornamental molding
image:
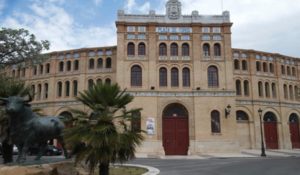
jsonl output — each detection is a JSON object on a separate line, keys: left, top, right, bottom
{"left": 236, "top": 99, "right": 300, "bottom": 108}
{"left": 128, "top": 91, "right": 235, "bottom": 97}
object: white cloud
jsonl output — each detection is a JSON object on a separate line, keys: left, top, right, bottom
{"left": 153, "top": 0, "right": 300, "bottom": 57}
{"left": 2, "top": 0, "right": 116, "bottom": 52}
{"left": 124, "top": 0, "right": 150, "bottom": 14}
{"left": 94, "top": 0, "right": 102, "bottom": 6}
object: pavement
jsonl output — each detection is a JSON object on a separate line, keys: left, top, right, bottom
{"left": 136, "top": 149, "right": 300, "bottom": 159}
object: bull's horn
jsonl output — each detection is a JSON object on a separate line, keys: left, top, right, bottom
{"left": 23, "top": 95, "right": 32, "bottom": 103}
{"left": 0, "top": 97, "right": 8, "bottom": 102}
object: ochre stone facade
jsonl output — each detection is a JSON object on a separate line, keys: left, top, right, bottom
{"left": 1, "top": 0, "right": 300, "bottom": 155}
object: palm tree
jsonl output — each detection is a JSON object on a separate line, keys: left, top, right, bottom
{"left": 64, "top": 83, "right": 144, "bottom": 175}
{"left": 0, "top": 75, "right": 32, "bottom": 163}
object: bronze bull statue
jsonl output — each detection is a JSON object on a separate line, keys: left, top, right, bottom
{"left": 0, "top": 96, "right": 68, "bottom": 163}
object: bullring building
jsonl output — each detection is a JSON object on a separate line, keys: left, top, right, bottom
{"left": 2, "top": 0, "right": 300, "bottom": 155}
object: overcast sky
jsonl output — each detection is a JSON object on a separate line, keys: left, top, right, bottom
{"left": 1, "top": 0, "right": 300, "bottom": 57}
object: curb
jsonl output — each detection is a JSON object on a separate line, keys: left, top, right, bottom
{"left": 113, "top": 163, "right": 160, "bottom": 175}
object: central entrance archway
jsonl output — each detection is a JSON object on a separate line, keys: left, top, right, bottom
{"left": 289, "top": 113, "right": 300, "bottom": 149}
{"left": 162, "top": 103, "right": 189, "bottom": 155}
{"left": 263, "top": 112, "right": 278, "bottom": 149}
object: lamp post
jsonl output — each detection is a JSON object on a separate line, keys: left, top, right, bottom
{"left": 258, "top": 108, "right": 266, "bottom": 157}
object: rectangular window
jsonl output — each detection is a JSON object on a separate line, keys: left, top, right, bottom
{"left": 201, "top": 35, "right": 210, "bottom": 40}
{"left": 159, "top": 35, "right": 168, "bottom": 40}
{"left": 212, "top": 27, "right": 221, "bottom": 33}
{"left": 181, "top": 35, "right": 190, "bottom": 40}
{"left": 138, "top": 26, "right": 146, "bottom": 32}
{"left": 170, "top": 35, "right": 179, "bottom": 40}
{"left": 213, "top": 35, "right": 222, "bottom": 40}
{"left": 137, "top": 34, "right": 146, "bottom": 40}
{"left": 156, "top": 27, "right": 168, "bottom": 33}
{"left": 180, "top": 27, "right": 192, "bottom": 33}
{"left": 127, "top": 34, "right": 135, "bottom": 39}
{"left": 202, "top": 27, "right": 210, "bottom": 33}
{"left": 127, "top": 26, "right": 135, "bottom": 32}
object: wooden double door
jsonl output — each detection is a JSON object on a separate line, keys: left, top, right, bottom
{"left": 163, "top": 117, "right": 189, "bottom": 155}
{"left": 264, "top": 122, "right": 279, "bottom": 149}
{"left": 289, "top": 122, "right": 300, "bottom": 148}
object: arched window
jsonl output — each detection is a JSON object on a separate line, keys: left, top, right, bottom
{"left": 159, "top": 67, "right": 167, "bottom": 87}
{"left": 73, "top": 80, "right": 78, "bottom": 97}
{"left": 65, "top": 81, "right": 70, "bottom": 97}
{"left": 21, "top": 68, "right": 26, "bottom": 77}
{"left": 272, "top": 83, "right": 277, "bottom": 98}
{"left": 289, "top": 85, "right": 294, "bottom": 100}
{"left": 66, "top": 61, "right": 71, "bottom": 71}
{"left": 159, "top": 43, "right": 167, "bottom": 56}
{"left": 131, "top": 111, "right": 141, "bottom": 132}
{"left": 89, "top": 59, "right": 94, "bottom": 69}
{"left": 138, "top": 43, "right": 146, "bottom": 56}
{"left": 203, "top": 43, "right": 210, "bottom": 56}
{"left": 46, "top": 63, "right": 50, "bottom": 73}
{"left": 96, "top": 79, "right": 102, "bottom": 85}
{"left": 106, "top": 57, "right": 112, "bottom": 68}
{"left": 242, "top": 60, "right": 248, "bottom": 70}
{"left": 12, "top": 70, "right": 16, "bottom": 77}
{"left": 211, "top": 110, "right": 220, "bottom": 133}
{"left": 258, "top": 81, "right": 263, "bottom": 97}
{"left": 256, "top": 61, "right": 261, "bottom": 72}
{"left": 59, "top": 61, "right": 64, "bottom": 72}
{"left": 292, "top": 67, "right": 296, "bottom": 76}
{"left": 281, "top": 65, "right": 285, "bottom": 75}
{"left": 263, "top": 112, "right": 277, "bottom": 122}
{"left": 289, "top": 113, "right": 299, "bottom": 123}
{"left": 284, "top": 84, "right": 288, "bottom": 99}
{"left": 182, "top": 43, "right": 189, "bottom": 56}
{"left": 236, "top": 80, "right": 241, "bottom": 96}
{"left": 287, "top": 66, "right": 291, "bottom": 76}
{"left": 131, "top": 65, "right": 142, "bottom": 87}
{"left": 236, "top": 110, "right": 249, "bottom": 121}
{"left": 127, "top": 42, "right": 135, "bottom": 56}
{"left": 88, "top": 79, "right": 94, "bottom": 89}
{"left": 244, "top": 80, "right": 249, "bottom": 96}
{"left": 44, "top": 83, "right": 48, "bottom": 99}
{"left": 105, "top": 78, "right": 111, "bottom": 85}
{"left": 57, "top": 82, "right": 62, "bottom": 97}
{"left": 269, "top": 63, "right": 274, "bottom": 73}
{"left": 39, "top": 65, "right": 43, "bottom": 74}
{"left": 214, "top": 43, "right": 221, "bottom": 56}
{"left": 31, "top": 85, "right": 35, "bottom": 100}
{"left": 97, "top": 58, "right": 103, "bottom": 68}
{"left": 265, "top": 82, "right": 270, "bottom": 97}
{"left": 170, "top": 43, "right": 178, "bottom": 56}
{"left": 207, "top": 66, "right": 219, "bottom": 88}
{"left": 294, "top": 86, "right": 298, "bottom": 100}
{"left": 33, "top": 66, "right": 37, "bottom": 75}
{"left": 182, "top": 67, "right": 190, "bottom": 87}
{"left": 234, "top": 59, "right": 240, "bottom": 70}
{"left": 74, "top": 60, "right": 79, "bottom": 71}
{"left": 263, "top": 62, "right": 268, "bottom": 72}
{"left": 37, "top": 84, "right": 41, "bottom": 100}
{"left": 171, "top": 67, "right": 179, "bottom": 87}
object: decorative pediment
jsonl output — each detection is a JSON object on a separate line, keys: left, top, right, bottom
{"left": 166, "top": 0, "right": 182, "bottom": 20}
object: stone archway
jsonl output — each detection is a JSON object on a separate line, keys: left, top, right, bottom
{"left": 162, "top": 103, "right": 189, "bottom": 155}
{"left": 59, "top": 111, "right": 73, "bottom": 128}
{"left": 236, "top": 110, "right": 251, "bottom": 149}
{"left": 289, "top": 113, "right": 300, "bottom": 149}
{"left": 263, "top": 112, "right": 278, "bottom": 149}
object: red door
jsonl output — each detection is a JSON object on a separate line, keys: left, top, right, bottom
{"left": 163, "top": 117, "right": 189, "bottom": 155}
{"left": 264, "top": 122, "right": 278, "bottom": 149}
{"left": 289, "top": 123, "right": 300, "bottom": 148}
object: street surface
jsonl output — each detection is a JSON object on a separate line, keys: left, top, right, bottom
{"left": 129, "top": 157, "right": 300, "bottom": 175}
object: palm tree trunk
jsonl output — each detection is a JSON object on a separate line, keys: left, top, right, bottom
{"left": 99, "top": 163, "right": 109, "bottom": 175}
